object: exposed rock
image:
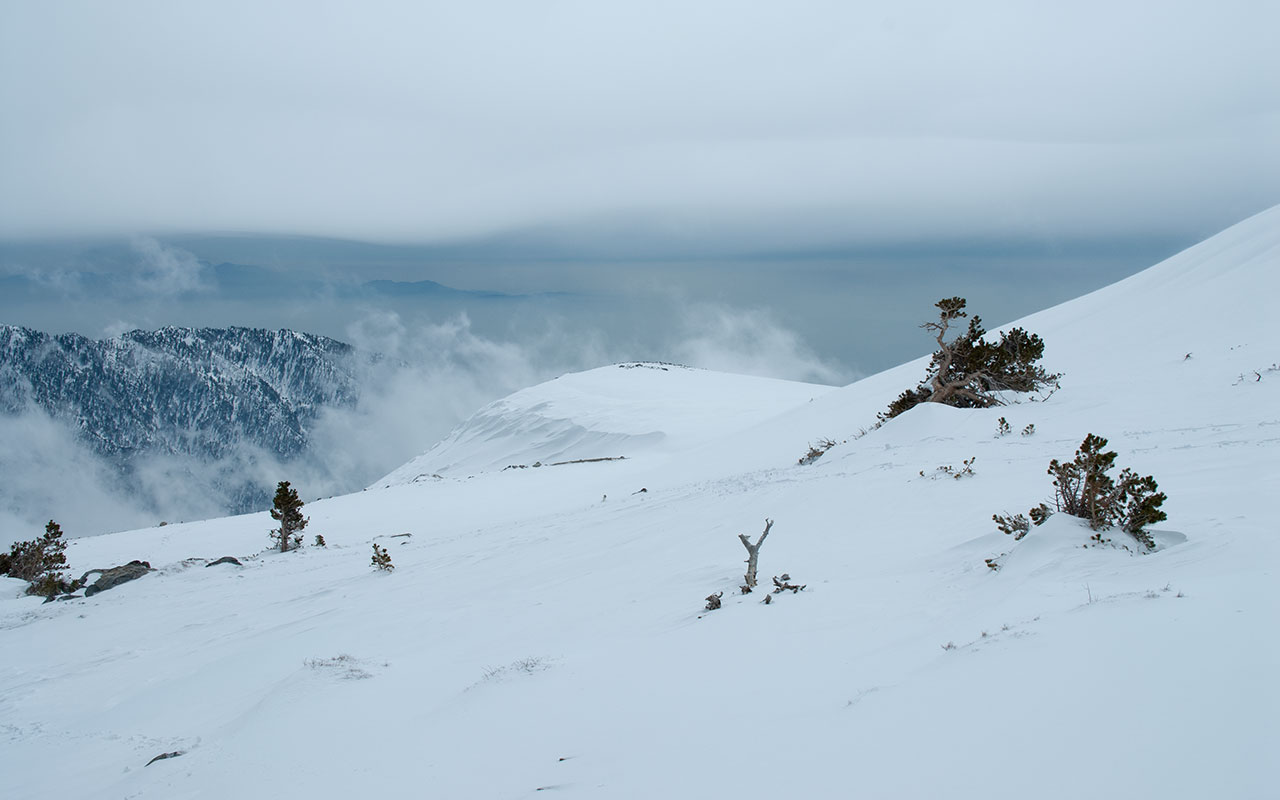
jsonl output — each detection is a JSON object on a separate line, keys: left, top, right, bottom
{"left": 205, "top": 556, "right": 243, "bottom": 567}
{"left": 145, "top": 750, "right": 184, "bottom": 766}
{"left": 81, "top": 561, "right": 152, "bottom": 597}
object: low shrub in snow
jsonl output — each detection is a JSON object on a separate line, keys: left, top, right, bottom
{"left": 921, "top": 457, "right": 977, "bottom": 480}
{"left": 478, "top": 657, "right": 549, "bottom": 684}
{"left": 995, "top": 436, "right": 1166, "bottom": 551}
{"left": 993, "top": 503, "right": 1051, "bottom": 541}
{"left": 305, "top": 654, "right": 373, "bottom": 680}
{"left": 992, "top": 511, "right": 1031, "bottom": 540}
{"left": 798, "top": 438, "right": 837, "bottom": 465}
{"left": 1048, "top": 434, "right": 1167, "bottom": 549}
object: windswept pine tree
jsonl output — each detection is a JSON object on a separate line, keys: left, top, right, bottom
{"left": 2, "top": 520, "right": 70, "bottom": 597}
{"left": 4, "top": 520, "right": 67, "bottom": 582}
{"left": 882, "top": 297, "right": 1059, "bottom": 420}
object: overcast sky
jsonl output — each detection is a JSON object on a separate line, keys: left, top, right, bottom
{"left": 2, "top": 0, "right": 1277, "bottom": 250}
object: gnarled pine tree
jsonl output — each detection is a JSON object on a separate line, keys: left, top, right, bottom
{"left": 882, "top": 297, "right": 1058, "bottom": 420}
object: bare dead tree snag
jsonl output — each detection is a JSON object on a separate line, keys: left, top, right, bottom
{"left": 738, "top": 518, "right": 773, "bottom": 590}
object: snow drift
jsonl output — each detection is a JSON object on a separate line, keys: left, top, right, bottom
{"left": 376, "top": 362, "right": 833, "bottom": 483}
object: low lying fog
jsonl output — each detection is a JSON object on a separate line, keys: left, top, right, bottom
{"left": 0, "top": 303, "right": 843, "bottom": 545}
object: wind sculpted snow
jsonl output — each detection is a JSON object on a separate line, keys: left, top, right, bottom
{"left": 375, "top": 363, "right": 834, "bottom": 483}
{"left": 1, "top": 207, "right": 1277, "bottom": 798}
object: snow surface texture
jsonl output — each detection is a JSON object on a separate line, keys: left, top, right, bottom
{"left": 2, "top": 207, "right": 1278, "bottom": 798}
{"left": 376, "top": 362, "right": 834, "bottom": 483}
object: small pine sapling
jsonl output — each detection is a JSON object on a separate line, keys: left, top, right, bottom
{"left": 314, "top": 534, "right": 327, "bottom": 547}
{"left": 1021, "top": 423, "right": 1036, "bottom": 436}
{"left": 371, "top": 544, "right": 394, "bottom": 571}
{"left": 927, "top": 457, "right": 977, "bottom": 480}
{"left": 269, "top": 481, "right": 308, "bottom": 552}
{"left": 995, "top": 417, "right": 1011, "bottom": 437}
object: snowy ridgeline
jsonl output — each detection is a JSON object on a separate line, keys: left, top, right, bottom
{"left": 2, "top": 206, "right": 1278, "bottom": 798}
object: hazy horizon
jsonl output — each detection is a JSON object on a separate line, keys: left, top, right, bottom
{"left": 0, "top": 226, "right": 1200, "bottom": 380}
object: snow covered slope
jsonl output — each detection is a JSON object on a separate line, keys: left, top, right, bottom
{"left": 376, "top": 363, "right": 833, "bottom": 483}
{"left": 2, "top": 206, "right": 1278, "bottom": 799}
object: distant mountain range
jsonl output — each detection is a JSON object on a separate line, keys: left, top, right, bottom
{"left": 0, "top": 325, "right": 364, "bottom": 512}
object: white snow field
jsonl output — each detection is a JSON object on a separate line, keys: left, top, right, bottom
{"left": 3, "top": 206, "right": 1278, "bottom": 799}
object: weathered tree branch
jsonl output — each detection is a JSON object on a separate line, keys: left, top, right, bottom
{"left": 772, "top": 574, "right": 806, "bottom": 593}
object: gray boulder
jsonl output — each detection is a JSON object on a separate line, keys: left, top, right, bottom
{"left": 81, "top": 561, "right": 152, "bottom": 597}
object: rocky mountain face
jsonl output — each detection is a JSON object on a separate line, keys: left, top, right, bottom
{"left": 0, "top": 326, "right": 363, "bottom": 512}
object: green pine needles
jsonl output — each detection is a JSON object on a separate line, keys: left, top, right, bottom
{"left": 882, "top": 297, "right": 1059, "bottom": 421}
{"left": 996, "top": 434, "right": 1168, "bottom": 552}
{"left": 2, "top": 520, "right": 71, "bottom": 598}
{"left": 269, "top": 481, "right": 309, "bottom": 552}
{"left": 371, "top": 544, "right": 394, "bottom": 572}
{"left": 1048, "top": 434, "right": 1168, "bottom": 549}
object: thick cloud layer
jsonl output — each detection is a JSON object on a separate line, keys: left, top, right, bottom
{"left": 2, "top": 1, "right": 1276, "bottom": 246}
